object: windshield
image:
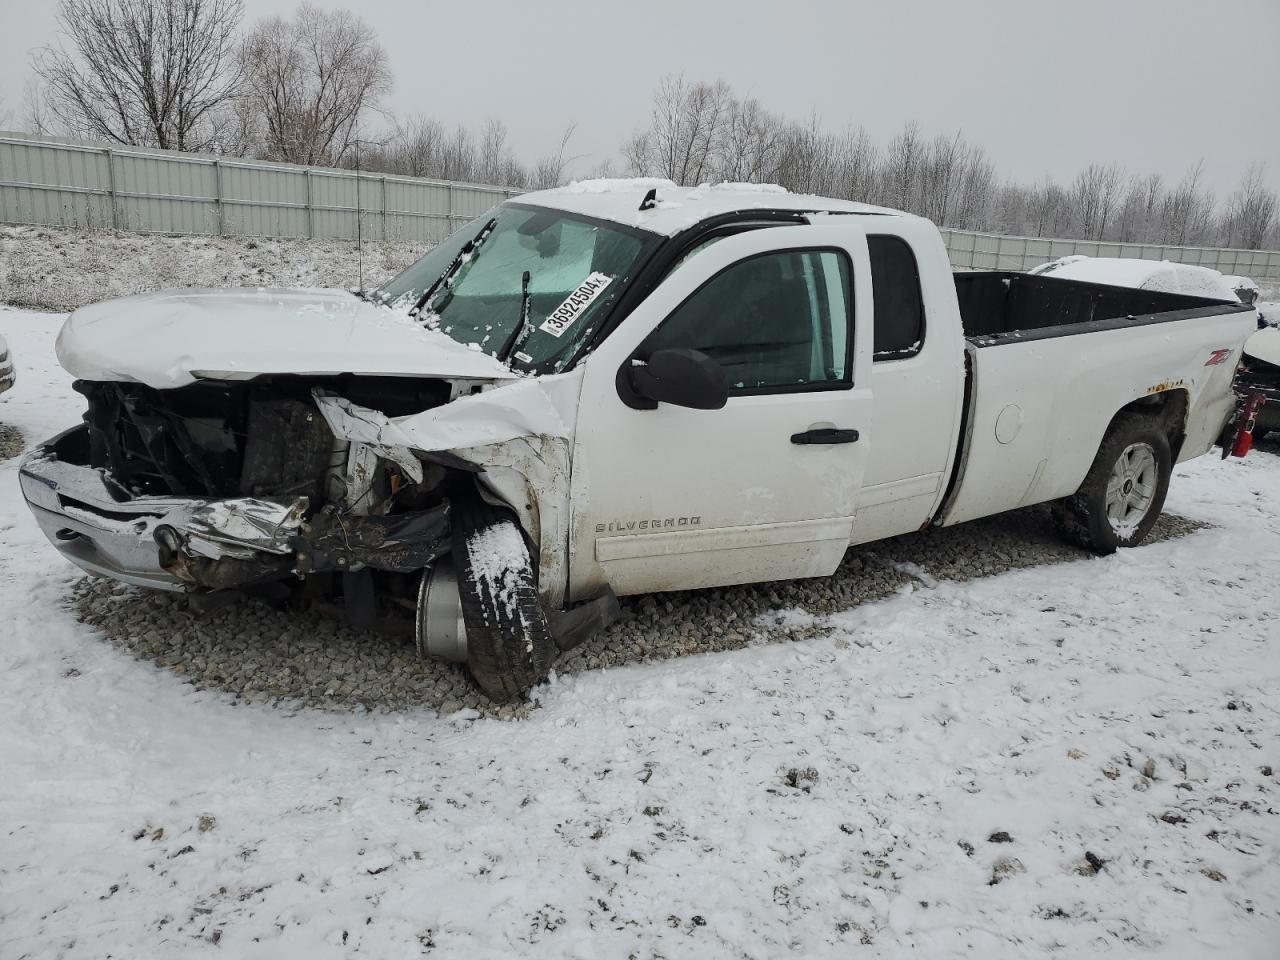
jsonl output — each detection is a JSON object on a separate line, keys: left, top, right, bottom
{"left": 376, "top": 203, "right": 659, "bottom": 373}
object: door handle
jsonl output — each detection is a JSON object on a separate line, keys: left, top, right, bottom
{"left": 791, "top": 427, "right": 860, "bottom": 444}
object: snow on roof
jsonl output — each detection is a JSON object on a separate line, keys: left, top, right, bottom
{"left": 517, "top": 179, "right": 907, "bottom": 235}
{"left": 1031, "top": 256, "right": 1240, "bottom": 302}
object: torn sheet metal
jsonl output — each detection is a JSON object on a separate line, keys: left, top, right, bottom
{"left": 311, "top": 371, "right": 583, "bottom": 608}
{"left": 312, "top": 373, "right": 578, "bottom": 454}
{"left": 183, "top": 497, "right": 309, "bottom": 559}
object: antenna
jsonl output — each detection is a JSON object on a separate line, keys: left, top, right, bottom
{"left": 355, "top": 137, "right": 365, "bottom": 292}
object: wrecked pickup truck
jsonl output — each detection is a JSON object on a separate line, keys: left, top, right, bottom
{"left": 20, "top": 181, "right": 1259, "bottom": 700}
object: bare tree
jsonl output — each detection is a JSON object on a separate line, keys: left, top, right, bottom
{"left": 530, "top": 124, "right": 578, "bottom": 190}
{"left": 1067, "top": 163, "right": 1124, "bottom": 239}
{"left": 626, "top": 75, "right": 731, "bottom": 184}
{"left": 1221, "top": 163, "right": 1277, "bottom": 249}
{"left": 30, "top": 0, "right": 243, "bottom": 151}
{"left": 881, "top": 122, "right": 924, "bottom": 212}
{"left": 1160, "top": 161, "right": 1214, "bottom": 246}
{"left": 1026, "top": 175, "right": 1070, "bottom": 237}
{"left": 240, "top": 3, "right": 391, "bottom": 165}
{"left": 716, "top": 96, "right": 785, "bottom": 184}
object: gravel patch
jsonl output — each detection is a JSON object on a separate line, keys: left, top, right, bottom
{"left": 0, "top": 423, "right": 25, "bottom": 462}
{"left": 69, "top": 505, "right": 1207, "bottom": 717}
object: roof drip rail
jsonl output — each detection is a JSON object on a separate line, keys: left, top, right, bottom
{"left": 638, "top": 188, "right": 658, "bottom": 212}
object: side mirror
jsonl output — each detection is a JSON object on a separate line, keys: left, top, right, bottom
{"left": 623, "top": 348, "right": 729, "bottom": 410}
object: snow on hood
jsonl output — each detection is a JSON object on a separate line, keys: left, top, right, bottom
{"left": 55, "top": 287, "right": 517, "bottom": 389}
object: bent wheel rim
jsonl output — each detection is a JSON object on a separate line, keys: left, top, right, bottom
{"left": 1105, "top": 441, "right": 1158, "bottom": 537}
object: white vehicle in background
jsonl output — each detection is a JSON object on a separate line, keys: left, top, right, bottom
{"left": 0, "top": 333, "right": 14, "bottom": 396}
{"left": 1028, "top": 255, "right": 1248, "bottom": 302}
{"left": 19, "top": 183, "right": 1261, "bottom": 700}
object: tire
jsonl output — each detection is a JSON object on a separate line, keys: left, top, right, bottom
{"left": 1053, "top": 414, "right": 1172, "bottom": 555}
{"left": 451, "top": 493, "right": 557, "bottom": 701}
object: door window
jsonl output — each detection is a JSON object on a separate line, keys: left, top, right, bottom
{"left": 643, "top": 249, "right": 853, "bottom": 392}
{"left": 868, "top": 235, "right": 925, "bottom": 360}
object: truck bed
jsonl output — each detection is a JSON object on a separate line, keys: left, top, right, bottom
{"left": 953, "top": 271, "right": 1243, "bottom": 343}
{"left": 938, "top": 271, "right": 1256, "bottom": 527}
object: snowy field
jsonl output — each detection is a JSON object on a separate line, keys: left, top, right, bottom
{"left": 1, "top": 304, "right": 1279, "bottom": 958}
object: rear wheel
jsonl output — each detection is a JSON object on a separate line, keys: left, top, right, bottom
{"left": 1053, "top": 414, "right": 1171, "bottom": 555}
{"left": 451, "top": 494, "right": 557, "bottom": 701}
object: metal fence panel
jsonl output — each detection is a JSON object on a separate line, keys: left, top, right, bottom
{"left": 940, "top": 227, "right": 1280, "bottom": 280}
{"left": 3, "top": 131, "right": 1279, "bottom": 280}
{"left": 0, "top": 130, "right": 520, "bottom": 245}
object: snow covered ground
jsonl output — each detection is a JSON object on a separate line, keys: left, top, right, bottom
{"left": 0, "top": 225, "right": 424, "bottom": 313}
{"left": 1, "top": 305, "right": 1278, "bottom": 959}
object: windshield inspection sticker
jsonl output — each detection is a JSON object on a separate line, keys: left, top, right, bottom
{"left": 539, "top": 272, "right": 614, "bottom": 338}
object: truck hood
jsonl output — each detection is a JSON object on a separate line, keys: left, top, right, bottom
{"left": 55, "top": 287, "right": 518, "bottom": 389}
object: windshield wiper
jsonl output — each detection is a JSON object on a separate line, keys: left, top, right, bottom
{"left": 408, "top": 218, "right": 497, "bottom": 322}
{"left": 496, "top": 270, "right": 534, "bottom": 363}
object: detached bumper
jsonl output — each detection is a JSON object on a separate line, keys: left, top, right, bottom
{"left": 20, "top": 426, "right": 306, "bottom": 592}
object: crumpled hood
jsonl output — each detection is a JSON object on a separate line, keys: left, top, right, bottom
{"left": 55, "top": 286, "right": 518, "bottom": 389}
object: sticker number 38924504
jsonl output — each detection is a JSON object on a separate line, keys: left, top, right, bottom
{"left": 538, "top": 272, "right": 614, "bottom": 338}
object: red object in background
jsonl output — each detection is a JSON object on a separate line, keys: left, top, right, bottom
{"left": 1231, "top": 392, "right": 1265, "bottom": 457}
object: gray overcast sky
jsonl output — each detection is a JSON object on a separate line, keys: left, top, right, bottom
{"left": 2, "top": 0, "right": 1277, "bottom": 196}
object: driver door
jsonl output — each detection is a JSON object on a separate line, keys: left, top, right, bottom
{"left": 568, "top": 224, "right": 874, "bottom": 599}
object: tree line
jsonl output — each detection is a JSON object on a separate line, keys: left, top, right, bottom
{"left": 14, "top": 1, "right": 1279, "bottom": 251}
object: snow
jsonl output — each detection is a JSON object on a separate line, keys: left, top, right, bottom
{"left": 522, "top": 182, "right": 902, "bottom": 237}
{"left": 0, "top": 224, "right": 425, "bottom": 314}
{"left": 1030, "top": 256, "right": 1242, "bottom": 302}
{"left": 2, "top": 305, "right": 1280, "bottom": 958}
{"left": 1222, "top": 275, "right": 1260, "bottom": 297}
{"left": 0, "top": 330, "right": 13, "bottom": 393}
{"left": 55, "top": 287, "right": 517, "bottom": 389}
{"left": 561, "top": 177, "right": 677, "bottom": 194}
{"left": 1245, "top": 319, "right": 1280, "bottom": 366}
{"left": 465, "top": 520, "right": 531, "bottom": 620}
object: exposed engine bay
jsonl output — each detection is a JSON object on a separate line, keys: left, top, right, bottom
{"left": 70, "top": 374, "right": 480, "bottom": 633}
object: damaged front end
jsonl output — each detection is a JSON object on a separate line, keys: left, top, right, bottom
{"left": 19, "top": 372, "right": 533, "bottom": 638}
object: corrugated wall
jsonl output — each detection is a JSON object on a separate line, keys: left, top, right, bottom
{"left": 0, "top": 131, "right": 519, "bottom": 243}
{"left": 939, "top": 228, "right": 1280, "bottom": 281}
{"left": 3, "top": 131, "right": 1279, "bottom": 279}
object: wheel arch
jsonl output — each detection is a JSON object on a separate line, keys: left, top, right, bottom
{"left": 1105, "top": 388, "right": 1190, "bottom": 461}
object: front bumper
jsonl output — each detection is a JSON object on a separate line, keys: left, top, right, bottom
{"left": 20, "top": 426, "right": 306, "bottom": 592}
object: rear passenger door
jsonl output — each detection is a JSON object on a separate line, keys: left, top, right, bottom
{"left": 848, "top": 227, "right": 967, "bottom": 543}
{"left": 568, "top": 225, "right": 875, "bottom": 599}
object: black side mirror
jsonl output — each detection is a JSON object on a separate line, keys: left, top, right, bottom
{"left": 622, "top": 348, "right": 729, "bottom": 410}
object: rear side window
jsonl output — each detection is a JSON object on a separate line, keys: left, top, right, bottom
{"left": 869, "top": 236, "right": 925, "bottom": 360}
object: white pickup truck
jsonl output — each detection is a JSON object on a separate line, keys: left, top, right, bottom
{"left": 20, "top": 181, "right": 1259, "bottom": 699}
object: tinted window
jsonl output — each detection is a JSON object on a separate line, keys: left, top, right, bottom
{"left": 869, "top": 235, "right": 925, "bottom": 360}
{"left": 645, "top": 249, "right": 852, "bottom": 392}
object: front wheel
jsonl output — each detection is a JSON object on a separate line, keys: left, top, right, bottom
{"left": 451, "top": 494, "right": 558, "bottom": 701}
{"left": 1053, "top": 414, "right": 1172, "bottom": 555}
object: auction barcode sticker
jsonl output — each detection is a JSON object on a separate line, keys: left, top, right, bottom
{"left": 538, "top": 272, "right": 614, "bottom": 338}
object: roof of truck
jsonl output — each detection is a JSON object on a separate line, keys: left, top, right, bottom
{"left": 516, "top": 178, "right": 906, "bottom": 236}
